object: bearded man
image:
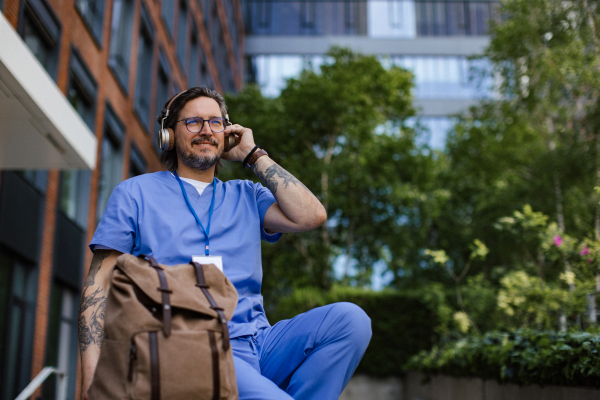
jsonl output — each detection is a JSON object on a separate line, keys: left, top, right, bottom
{"left": 78, "top": 87, "right": 372, "bottom": 400}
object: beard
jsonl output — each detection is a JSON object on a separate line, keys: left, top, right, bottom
{"left": 176, "top": 137, "right": 221, "bottom": 170}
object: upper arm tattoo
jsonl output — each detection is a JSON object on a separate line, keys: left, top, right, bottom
{"left": 252, "top": 163, "right": 310, "bottom": 196}
{"left": 79, "top": 250, "right": 111, "bottom": 352}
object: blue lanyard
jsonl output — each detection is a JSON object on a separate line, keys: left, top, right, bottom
{"left": 173, "top": 172, "right": 217, "bottom": 256}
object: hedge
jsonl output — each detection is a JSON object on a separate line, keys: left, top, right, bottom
{"left": 406, "top": 330, "right": 600, "bottom": 387}
{"left": 268, "top": 286, "right": 439, "bottom": 377}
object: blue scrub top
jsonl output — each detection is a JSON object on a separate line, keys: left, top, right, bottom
{"left": 90, "top": 171, "right": 282, "bottom": 338}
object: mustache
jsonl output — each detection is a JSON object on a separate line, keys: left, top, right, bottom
{"left": 191, "top": 137, "right": 219, "bottom": 146}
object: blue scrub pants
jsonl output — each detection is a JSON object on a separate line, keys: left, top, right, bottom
{"left": 230, "top": 302, "right": 372, "bottom": 400}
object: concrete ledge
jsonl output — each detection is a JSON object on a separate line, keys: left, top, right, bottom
{"left": 339, "top": 373, "right": 600, "bottom": 400}
{"left": 405, "top": 372, "right": 600, "bottom": 400}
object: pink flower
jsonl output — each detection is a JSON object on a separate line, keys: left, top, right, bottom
{"left": 588, "top": 259, "right": 593, "bottom": 264}
{"left": 554, "top": 235, "right": 563, "bottom": 247}
{"left": 580, "top": 246, "right": 590, "bottom": 256}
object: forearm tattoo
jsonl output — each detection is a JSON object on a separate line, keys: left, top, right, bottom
{"left": 252, "top": 163, "right": 310, "bottom": 195}
{"left": 78, "top": 250, "right": 110, "bottom": 352}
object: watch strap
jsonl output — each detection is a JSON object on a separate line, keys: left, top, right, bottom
{"left": 246, "top": 149, "right": 268, "bottom": 167}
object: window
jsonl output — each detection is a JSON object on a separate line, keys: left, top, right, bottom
{"left": 344, "top": 2, "right": 358, "bottom": 33}
{"left": 299, "top": 2, "right": 316, "bottom": 31}
{"left": 18, "top": 170, "right": 48, "bottom": 194}
{"left": 0, "top": 252, "right": 37, "bottom": 400}
{"left": 161, "top": 0, "right": 175, "bottom": 38}
{"left": 415, "top": 1, "right": 498, "bottom": 37}
{"left": 154, "top": 51, "right": 170, "bottom": 152}
{"left": 75, "top": 0, "right": 105, "bottom": 44}
{"left": 59, "top": 170, "right": 91, "bottom": 228}
{"left": 42, "top": 284, "right": 78, "bottom": 400}
{"left": 188, "top": 23, "right": 199, "bottom": 86}
{"left": 388, "top": 1, "right": 403, "bottom": 29}
{"left": 17, "top": 0, "right": 61, "bottom": 79}
{"left": 97, "top": 104, "right": 124, "bottom": 219}
{"left": 108, "top": 0, "right": 134, "bottom": 92}
{"left": 68, "top": 48, "right": 98, "bottom": 131}
{"left": 129, "top": 143, "right": 146, "bottom": 178}
{"left": 133, "top": 4, "right": 155, "bottom": 131}
{"left": 176, "top": 0, "right": 188, "bottom": 69}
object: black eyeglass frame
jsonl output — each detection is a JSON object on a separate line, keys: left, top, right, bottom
{"left": 176, "top": 117, "right": 230, "bottom": 133}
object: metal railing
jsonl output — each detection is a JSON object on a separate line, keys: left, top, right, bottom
{"left": 14, "top": 366, "right": 66, "bottom": 400}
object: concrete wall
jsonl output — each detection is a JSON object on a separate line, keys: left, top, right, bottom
{"left": 340, "top": 373, "right": 600, "bottom": 400}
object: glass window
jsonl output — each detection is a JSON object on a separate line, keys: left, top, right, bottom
{"left": 18, "top": 0, "right": 61, "bottom": 80}
{"left": 415, "top": 1, "right": 497, "bottom": 37}
{"left": 97, "top": 104, "right": 124, "bottom": 220}
{"left": 42, "top": 285, "right": 78, "bottom": 400}
{"left": 176, "top": 0, "right": 188, "bottom": 69}
{"left": 18, "top": 170, "right": 48, "bottom": 193}
{"left": 68, "top": 48, "right": 98, "bottom": 131}
{"left": 368, "top": 0, "right": 416, "bottom": 38}
{"left": 154, "top": 51, "right": 170, "bottom": 152}
{"left": 0, "top": 253, "right": 37, "bottom": 400}
{"left": 133, "top": 4, "right": 155, "bottom": 131}
{"left": 188, "top": 23, "right": 199, "bottom": 86}
{"left": 390, "top": 55, "right": 493, "bottom": 100}
{"left": 129, "top": 143, "right": 146, "bottom": 178}
{"left": 75, "top": 0, "right": 105, "bottom": 44}
{"left": 108, "top": 0, "right": 135, "bottom": 92}
{"left": 161, "top": 0, "right": 175, "bottom": 38}
{"left": 59, "top": 170, "right": 91, "bottom": 228}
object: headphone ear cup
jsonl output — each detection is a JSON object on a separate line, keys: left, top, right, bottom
{"left": 224, "top": 134, "right": 236, "bottom": 152}
{"left": 167, "top": 128, "right": 175, "bottom": 151}
{"left": 158, "top": 128, "right": 175, "bottom": 151}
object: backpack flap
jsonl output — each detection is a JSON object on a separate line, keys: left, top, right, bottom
{"left": 115, "top": 254, "right": 238, "bottom": 321}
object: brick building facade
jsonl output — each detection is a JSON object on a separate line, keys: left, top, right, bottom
{"left": 0, "top": 0, "right": 243, "bottom": 398}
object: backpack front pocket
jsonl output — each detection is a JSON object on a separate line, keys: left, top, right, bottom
{"left": 129, "top": 330, "right": 234, "bottom": 400}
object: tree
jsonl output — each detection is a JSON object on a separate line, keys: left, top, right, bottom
{"left": 224, "top": 48, "right": 435, "bottom": 308}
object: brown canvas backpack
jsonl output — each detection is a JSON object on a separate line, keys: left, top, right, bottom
{"left": 88, "top": 254, "right": 239, "bottom": 400}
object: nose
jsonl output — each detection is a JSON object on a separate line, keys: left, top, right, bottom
{"left": 200, "top": 120, "right": 213, "bottom": 135}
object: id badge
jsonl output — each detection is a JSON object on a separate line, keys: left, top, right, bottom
{"left": 192, "top": 255, "right": 223, "bottom": 272}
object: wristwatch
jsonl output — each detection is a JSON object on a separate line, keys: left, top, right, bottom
{"left": 246, "top": 149, "right": 268, "bottom": 167}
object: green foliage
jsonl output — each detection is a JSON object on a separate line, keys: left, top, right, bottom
{"left": 224, "top": 47, "right": 435, "bottom": 306}
{"left": 269, "top": 286, "right": 439, "bottom": 377}
{"left": 406, "top": 329, "right": 600, "bottom": 387}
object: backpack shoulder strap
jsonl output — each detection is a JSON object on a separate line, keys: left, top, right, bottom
{"left": 140, "top": 255, "right": 173, "bottom": 337}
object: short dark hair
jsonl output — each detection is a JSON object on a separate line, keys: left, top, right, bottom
{"left": 157, "top": 87, "right": 228, "bottom": 174}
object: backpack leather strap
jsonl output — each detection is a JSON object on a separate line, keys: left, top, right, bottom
{"left": 149, "top": 331, "right": 160, "bottom": 400}
{"left": 141, "top": 255, "right": 173, "bottom": 337}
{"left": 191, "top": 262, "right": 230, "bottom": 351}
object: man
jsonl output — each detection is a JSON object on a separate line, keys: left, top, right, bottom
{"left": 79, "top": 87, "right": 372, "bottom": 400}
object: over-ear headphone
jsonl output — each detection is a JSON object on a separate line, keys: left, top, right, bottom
{"left": 157, "top": 90, "right": 235, "bottom": 152}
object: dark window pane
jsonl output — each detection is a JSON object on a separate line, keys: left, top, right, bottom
{"left": 187, "top": 25, "right": 200, "bottom": 86}
{"left": 97, "top": 105, "right": 124, "bottom": 219}
{"left": 129, "top": 144, "right": 146, "bottom": 178}
{"left": 75, "top": 0, "right": 105, "bottom": 44}
{"left": 108, "top": 0, "right": 134, "bottom": 92}
{"left": 59, "top": 170, "right": 91, "bottom": 228}
{"left": 134, "top": 4, "right": 154, "bottom": 131}
{"left": 68, "top": 49, "right": 97, "bottom": 131}
{"left": 176, "top": 0, "right": 188, "bottom": 68}
{"left": 161, "top": 0, "right": 175, "bottom": 37}
{"left": 18, "top": 0, "right": 61, "bottom": 79}
{"left": 0, "top": 256, "right": 36, "bottom": 400}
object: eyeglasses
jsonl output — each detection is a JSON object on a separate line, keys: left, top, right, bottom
{"left": 177, "top": 117, "right": 228, "bottom": 133}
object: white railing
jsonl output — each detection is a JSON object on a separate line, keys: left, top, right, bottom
{"left": 14, "top": 366, "right": 66, "bottom": 400}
